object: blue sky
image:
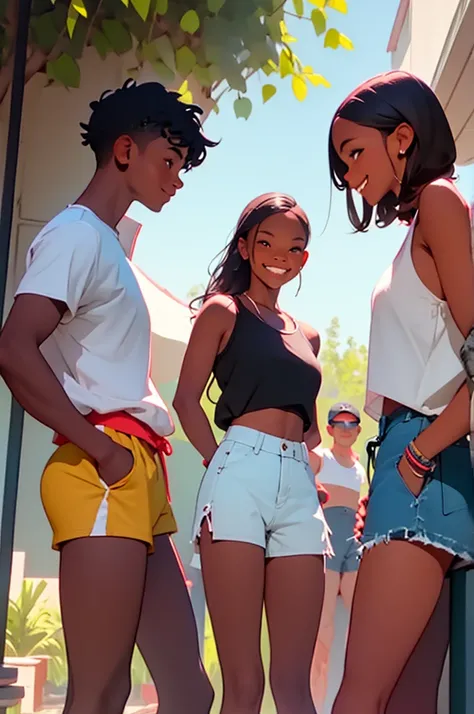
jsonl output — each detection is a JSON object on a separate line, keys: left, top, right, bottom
{"left": 129, "top": 0, "right": 474, "bottom": 349}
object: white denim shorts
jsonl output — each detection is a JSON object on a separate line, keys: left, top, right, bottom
{"left": 191, "top": 425, "right": 331, "bottom": 559}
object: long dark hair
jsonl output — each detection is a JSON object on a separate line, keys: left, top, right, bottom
{"left": 196, "top": 193, "right": 310, "bottom": 307}
{"left": 329, "top": 71, "right": 457, "bottom": 231}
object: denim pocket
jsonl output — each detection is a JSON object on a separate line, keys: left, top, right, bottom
{"left": 395, "top": 456, "right": 426, "bottom": 499}
{"left": 439, "top": 441, "right": 474, "bottom": 515}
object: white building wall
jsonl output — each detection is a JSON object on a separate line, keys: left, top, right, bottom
{"left": 392, "top": 0, "right": 460, "bottom": 84}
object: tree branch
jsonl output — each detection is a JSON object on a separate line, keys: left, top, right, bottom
{"left": 284, "top": 11, "right": 312, "bottom": 21}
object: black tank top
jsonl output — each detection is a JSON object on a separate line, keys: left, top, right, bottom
{"left": 213, "top": 298, "right": 321, "bottom": 432}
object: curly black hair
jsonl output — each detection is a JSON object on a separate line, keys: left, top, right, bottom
{"left": 80, "top": 78, "right": 218, "bottom": 169}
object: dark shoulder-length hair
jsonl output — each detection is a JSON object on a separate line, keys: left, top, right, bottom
{"left": 195, "top": 192, "right": 310, "bottom": 307}
{"left": 328, "top": 70, "right": 457, "bottom": 231}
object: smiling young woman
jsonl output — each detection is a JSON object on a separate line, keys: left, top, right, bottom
{"left": 173, "top": 192, "right": 331, "bottom": 714}
{"left": 328, "top": 71, "right": 474, "bottom": 714}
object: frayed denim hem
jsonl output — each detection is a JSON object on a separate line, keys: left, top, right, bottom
{"left": 361, "top": 527, "right": 474, "bottom": 565}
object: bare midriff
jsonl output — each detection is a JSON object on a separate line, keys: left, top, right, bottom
{"left": 231, "top": 408, "right": 305, "bottom": 442}
{"left": 320, "top": 483, "right": 360, "bottom": 510}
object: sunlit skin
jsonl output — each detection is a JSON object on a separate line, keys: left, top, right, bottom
{"left": 173, "top": 203, "right": 323, "bottom": 714}
{"left": 76, "top": 134, "right": 186, "bottom": 228}
{"left": 237, "top": 210, "right": 309, "bottom": 310}
{"left": 330, "top": 97, "right": 474, "bottom": 714}
{"left": 331, "top": 117, "right": 413, "bottom": 206}
{"left": 309, "top": 411, "right": 363, "bottom": 711}
{"left": 331, "top": 116, "right": 467, "bottom": 494}
{"left": 222, "top": 211, "right": 314, "bottom": 443}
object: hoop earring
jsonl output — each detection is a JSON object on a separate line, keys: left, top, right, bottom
{"left": 295, "top": 271, "right": 302, "bottom": 297}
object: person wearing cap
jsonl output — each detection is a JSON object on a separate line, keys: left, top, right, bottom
{"left": 308, "top": 402, "right": 366, "bottom": 711}
{"left": 0, "top": 80, "right": 217, "bottom": 713}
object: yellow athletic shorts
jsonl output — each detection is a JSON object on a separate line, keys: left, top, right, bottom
{"left": 40, "top": 427, "right": 177, "bottom": 553}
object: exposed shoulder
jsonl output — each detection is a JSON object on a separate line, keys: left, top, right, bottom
{"left": 418, "top": 179, "right": 470, "bottom": 245}
{"left": 195, "top": 294, "right": 238, "bottom": 328}
{"left": 299, "top": 321, "right": 321, "bottom": 355}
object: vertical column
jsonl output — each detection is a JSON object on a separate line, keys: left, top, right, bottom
{"left": 450, "top": 568, "right": 474, "bottom": 714}
{"left": 0, "top": 1, "right": 33, "bottom": 711}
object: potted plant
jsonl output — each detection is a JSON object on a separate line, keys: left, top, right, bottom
{"left": 4, "top": 579, "right": 67, "bottom": 711}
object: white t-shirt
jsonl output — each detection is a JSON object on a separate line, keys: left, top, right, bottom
{"left": 15, "top": 205, "right": 174, "bottom": 436}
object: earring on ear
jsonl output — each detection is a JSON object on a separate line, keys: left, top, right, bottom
{"left": 398, "top": 149, "right": 406, "bottom": 160}
{"left": 295, "top": 271, "right": 302, "bottom": 297}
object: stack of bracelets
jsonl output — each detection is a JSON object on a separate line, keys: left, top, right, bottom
{"left": 404, "top": 440, "right": 437, "bottom": 479}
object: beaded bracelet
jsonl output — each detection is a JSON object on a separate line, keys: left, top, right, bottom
{"left": 404, "top": 440, "right": 436, "bottom": 479}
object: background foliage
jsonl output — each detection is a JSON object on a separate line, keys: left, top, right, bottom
{"left": 0, "top": 0, "right": 352, "bottom": 116}
{"left": 5, "top": 579, "right": 67, "bottom": 687}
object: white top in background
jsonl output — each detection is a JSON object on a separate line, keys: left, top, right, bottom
{"left": 318, "top": 448, "right": 366, "bottom": 492}
{"left": 15, "top": 205, "right": 174, "bottom": 437}
{"left": 365, "top": 218, "right": 465, "bottom": 421}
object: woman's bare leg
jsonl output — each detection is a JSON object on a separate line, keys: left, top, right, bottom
{"left": 386, "top": 578, "right": 449, "bottom": 714}
{"left": 339, "top": 571, "right": 357, "bottom": 612}
{"left": 200, "top": 522, "right": 266, "bottom": 714}
{"left": 61, "top": 537, "right": 148, "bottom": 714}
{"left": 136, "top": 534, "right": 213, "bottom": 714}
{"left": 311, "top": 570, "right": 340, "bottom": 710}
{"left": 266, "top": 555, "right": 325, "bottom": 714}
{"left": 331, "top": 541, "right": 453, "bottom": 714}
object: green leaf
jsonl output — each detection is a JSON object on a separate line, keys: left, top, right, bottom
{"left": 175, "top": 45, "right": 197, "bottom": 76}
{"left": 155, "top": 35, "right": 176, "bottom": 71}
{"left": 339, "top": 33, "right": 354, "bottom": 50}
{"left": 262, "top": 84, "right": 276, "bottom": 103}
{"left": 180, "top": 9, "right": 200, "bottom": 34}
{"left": 324, "top": 27, "right": 341, "bottom": 49}
{"left": 208, "top": 64, "right": 222, "bottom": 83}
{"left": 177, "top": 80, "right": 194, "bottom": 104}
{"left": 31, "top": 12, "right": 59, "bottom": 53}
{"left": 72, "top": 1, "right": 87, "bottom": 17}
{"left": 66, "top": 6, "right": 78, "bottom": 38}
{"left": 131, "top": 0, "right": 151, "bottom": 21}
{"left": 151, "top": 60, "right": 175, "bottom": 83}
{"left": 155, "top": 0, "right": 168, "bottom": 14}
{"left": 308, "top": 0, "right": 326, "bottom": 6}
{"left": 193, "top": 64, "right": 212, "bottom": 88}
{"left": 208, "top": 0, "right": 225, "bottom": 13}
{"left": 223, "top": 62, "right": 246, "bottom": 92}
{"left": 311, "top": 9, "right": 326, "bottom": 36}
{"left": 279, "top": 47, "right": 293, "bottom": 78}
{"left": 292, "top": 0, "right": 304, "bottom": 16}
{"left": 303, "top": 66, "right": 330, "bottom": 87}
{"left": 47, "top": 53, "right": 81, "bottom": 88}
{"left": 262, "top": 61, "right": 276, "bottom": 76}
{"left": 292, "top": 74, "right": 307, "bottom": 101}
{"left": 120, "top": 0, "right": 130, "bottom": 5}
{"left": 91, "top": 29, "right": 112, "bottom": 59}
{"left": 234, "top": 96, "right": 252, "bottom": 120}
{"left": 279, "top": 20, "right": 296, "bottom": 43}
{"left": 102, "top": 19, "right": 133, "bottom": 54}
{"left": 266, "top": 12, "right": 283, "bottom": 43}
{"left": 327, "top": 0, "right": 348, "bottom": 12}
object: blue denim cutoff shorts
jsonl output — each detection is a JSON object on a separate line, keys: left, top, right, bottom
{"left": 362, "top": 408, "right": 474, "bottom": 565}
{"left": 324, "top": 506, "right": 360, "bottom": 573}
{"left": 191, "top": 425, "right": 331, "bottom": 558}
